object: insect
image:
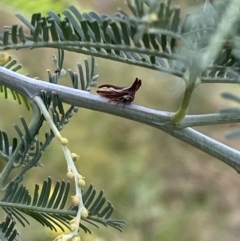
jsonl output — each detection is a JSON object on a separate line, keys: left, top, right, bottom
{"left": 96, "top": 78, "right": 142, "bottom": 105}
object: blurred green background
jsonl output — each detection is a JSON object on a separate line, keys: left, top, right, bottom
{"left": 1, "top": 1, "right": 240, "bottom": 241}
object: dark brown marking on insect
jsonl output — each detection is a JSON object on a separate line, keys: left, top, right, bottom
{"left": 96, "top": 78, "right": 142, "bottom": 105}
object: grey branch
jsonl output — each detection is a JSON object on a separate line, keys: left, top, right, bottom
{"left": 0, "top": 67, "right": 240, "bottom": 173}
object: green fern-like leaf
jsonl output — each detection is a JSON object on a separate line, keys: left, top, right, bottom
{"left": 0, "top": 4, "right": 187, "bottom": 78}
{"left": 1, "top": 1, "right": 240, "bottom": 82}
{"left": 1, "top": 54, "right": 95, "bottom": 181}
{"left": 1, "top": 177, "right": 125, "bottom": 233}
{"left": 181, "top": 0, "right": 240, "bottom": 83}
{"left": 0, "top": 214, "right": 19, "bottom": 241}
{"left": 0, "top": 55, "right": 30, "bottom": 110}
{"left": 0, "top": 130, "right": 18, "bottom": 160}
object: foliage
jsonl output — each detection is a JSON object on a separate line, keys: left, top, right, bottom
{"left": 1, "top": 177, "right": 125, "bottom": 233}
{"left": 0, "top": 0, "right": 240, "bottom": 240}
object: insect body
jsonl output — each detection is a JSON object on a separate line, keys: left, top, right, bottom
{"left": 96, "top": 78, "right": 142, "bottom": 105}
